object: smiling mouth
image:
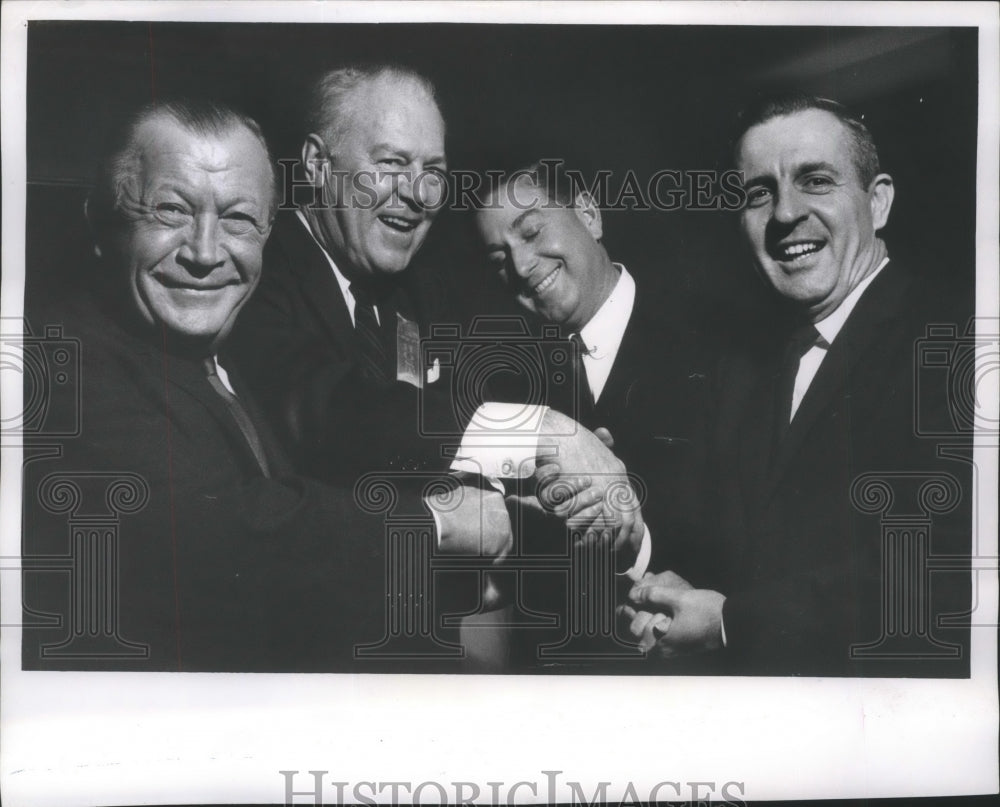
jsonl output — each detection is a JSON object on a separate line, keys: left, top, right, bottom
{"left": 157, "top": 277, "right": 235, "bottom": 292}
{"left": 529, "top": 266, "right": 561, "bottom": 295}
{"left": 379, "top": 214, "right": 421, "bottom": 233}
{"left": 772, "top": 240, "right": 824, "bottom": 262}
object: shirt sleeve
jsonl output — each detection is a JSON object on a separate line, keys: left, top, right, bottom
{"left": 616, "top": 524, "right": 652, "bottom": 582}
{"left": 449, "top": 402, "right": 549, "bottom": 479}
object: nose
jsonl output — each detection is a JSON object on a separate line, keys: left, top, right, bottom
{"left": 394, "top": 167, "right": 444, "bottom": 211}
{"left": 509, "top": 242, "right": 537, "bottom": 279}
{"left": 412, "top": 170, "right": 446, "bottom": 211}
{"left": 177, "top": 214, "right": 224, "bottom": 274}
{"left": 771, "top": 184, "right": 807, "bottom": 225}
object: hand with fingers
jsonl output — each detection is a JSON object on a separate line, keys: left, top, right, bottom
{"left": 533, "top": 410, "right": 645, "bottom": 559}
{"left": 618, "top": 570, "right": 726, "bottom": 658}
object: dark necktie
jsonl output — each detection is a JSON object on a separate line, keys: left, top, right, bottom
{"left": 570, "top": 332, "right": 596, "bottom": 425}
{"left": 774, "top": 323, "right": 821, "bottom": 443}
{"left": 203, "top": 358, "right": 271, "bottom": 477}
{"left": 351, "top": 283, "right": 391, "bottom": 385}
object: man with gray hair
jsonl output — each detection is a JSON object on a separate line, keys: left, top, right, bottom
{"left": 21, "top": 97, "right": 514, "bottom": 672}
{"left": 228, "top": 64, "right": 458, "bottom": 483}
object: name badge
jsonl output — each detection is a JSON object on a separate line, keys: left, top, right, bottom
{"left": 396, "top": 313, "right": 423, "bottom": 388}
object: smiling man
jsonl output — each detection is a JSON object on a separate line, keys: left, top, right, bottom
{"left": 473, "top": 160, "right": 711, "bottom": 666}
{"left": 475, "top": 162, "right": 709, "bottom": 538}
{"left": 618, "top": 93, "right": 972, "bottom": 676}
{"left": 21, "top": 98, "right": 515, "bottom": 672}
{"left": 227, "top": 65, "right": 461, "bottom": 483}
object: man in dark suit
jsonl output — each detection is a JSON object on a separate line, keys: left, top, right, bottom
{"left": 474, "top": 160, "right": 709, "bottom": 572}
{"left": 472, "top": 162, "right": 709, "bottom": 667}
{"left": 227, "top": 65, "right": 463, "bottom": 484}
{"left": 20, "top": 98, "right": 515, "bottom": 673}
{"left": 621, "top": 94, "right": 972, "bottom": 676}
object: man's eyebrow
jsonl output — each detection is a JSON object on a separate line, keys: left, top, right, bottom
{"left": 510, "top": 207, "right": 540, "bottom": 230}
{"left": 370, "top": 143, "right": 447, "bottom": 166}
{"left": 796, "top": 161, "right": 841, "bottom": 176}
{"left": 742, "top": 161, "right": 842, "bottom": 187}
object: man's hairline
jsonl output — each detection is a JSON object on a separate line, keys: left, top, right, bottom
{"left": 315, "top": 73, "right": 445, "bottom": 159}
{"left": 734, "top": 108, "right": 878, "bottom": 190}
{"left": 113, "top": 111, "right": 278, "bottom": 215}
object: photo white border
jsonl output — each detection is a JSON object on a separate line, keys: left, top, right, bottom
{"left": 2, "top": 3, "right": 997, "bottom": 804}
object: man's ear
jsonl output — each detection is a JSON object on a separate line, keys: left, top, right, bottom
{"left": 302, "top": 134, "right": 328, "bottom": 188}
{"left": 83, "top": 197, "right": 103, "bottom": 259}
{"left": 573, "top": 191, "right": 603, "bottom": 241}
{"left": 868, "top": 173, "right": 895, "bottom": 231}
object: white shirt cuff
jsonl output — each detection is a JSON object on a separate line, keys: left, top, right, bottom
{"left": 429, "top": 506, "right": 444, "bottom": 547}
{"left": 450, "top": 402, "right": 549, "bottom": 480}
{"left": 617, "top": 524, "right": 652, "bottom": 583}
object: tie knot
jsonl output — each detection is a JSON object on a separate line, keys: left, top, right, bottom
{"left": 789, "top": 323, "right": 821, "bottom": 357}
{"left": 351, "top": 282, "right": 384, "bottom": 308}
{"left": 570, "top": 332, "right": 590, "bottom": 356}
{"left": 203, "top": 357, "right": 218, "bottom": 377}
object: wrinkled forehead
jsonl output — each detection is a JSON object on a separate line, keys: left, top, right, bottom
{"left": 130, "top": 116, "right": 275, "bottom": 200}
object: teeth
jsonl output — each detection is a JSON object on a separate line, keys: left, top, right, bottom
{"left": 533, "top": 267, "right": 561, "bottom": 294}
{"left": 381, "top": 215, "right": 417, "bottom": 231}
{"left": 781, "top": 242, "right": 821, "bottom": 258}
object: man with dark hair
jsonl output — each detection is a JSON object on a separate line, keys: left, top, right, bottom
{"left": 470, "top": 160, "right": 709, "bottom": 667}
{"left": 615, "top": 93, "right": 972, "bottom": 676}
{"left": 20, "top": 98, "right": 514, "bottom": 673}
{"left": 475, "top": 160, "right": 709, "bottom": 573}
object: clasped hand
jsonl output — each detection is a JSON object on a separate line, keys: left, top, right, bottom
{"left": 532, "top": 410, "right": 645, "bottom": 558}
{"left": 617, "top": 570, "right": 726, "bottom": 658}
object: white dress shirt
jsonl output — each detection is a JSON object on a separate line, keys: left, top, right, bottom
{"left": 213, "top": 356, "right": 236, "bottom": 394}
{"left": 577, "top": 264, "right": 635, "bottom": 402}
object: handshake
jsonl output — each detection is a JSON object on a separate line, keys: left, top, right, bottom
{"left": 430, "top": 407, "right": 725, "bottom": 657}
{"left": 431, "top": 407, "right": 646, "bottom": 568}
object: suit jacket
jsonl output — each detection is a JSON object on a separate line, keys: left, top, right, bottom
{"left": 20, "top": 290, "right": 465, "bottom": 673}
{"left": 495, "top": 274, "right": 712, "bottom": 570}
{"left": 578, "top": 278, "right": 711, "bottom": 574}
{"left": 708, "top": 260, "right": 972, "bottom": 676}
{"left": 227, "top": 211, "right": 464, "bottom": 485}
{"left": 490, "top": 274, "right": 712, "bottom": 670}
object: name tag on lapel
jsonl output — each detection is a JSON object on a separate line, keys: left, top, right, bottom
{"left": 396, "top": 313, "right": 423, "bottom": 388}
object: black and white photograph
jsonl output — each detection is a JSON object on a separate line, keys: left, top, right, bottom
{"left": 1, "top": 1, "right": 997, "bottom": 804}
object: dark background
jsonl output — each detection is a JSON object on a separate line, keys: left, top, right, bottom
{"left": 25, "top": 22, "right": 979, "bottom": 345}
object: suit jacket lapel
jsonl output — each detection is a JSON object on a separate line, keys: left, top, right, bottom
{"left": 137, "top": 338, "right": 272, "bottom": 475}
{"left": 765, "top": 261, "right": 910, "bottom": 498}
{"left": 276, "top": 212, "right": 356, "bottom": 348}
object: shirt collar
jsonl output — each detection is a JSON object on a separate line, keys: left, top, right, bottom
{"left": 578, "top": 263, "right": 635, "bottom": 357}
{"left": 814, "top": 256, "right": 890, "bottom": 346}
